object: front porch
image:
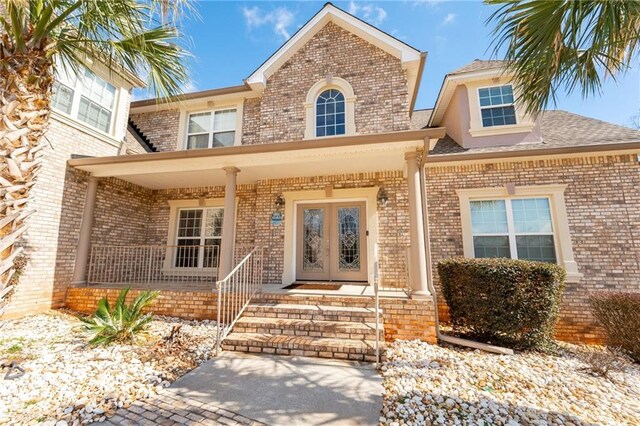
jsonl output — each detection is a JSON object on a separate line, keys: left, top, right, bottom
{"left": 64, "top": 129, "right": 441, "bottom": 349}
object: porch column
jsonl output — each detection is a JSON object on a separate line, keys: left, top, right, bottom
{"left": 218, "top": 167, "right": 239, "bottom": 279}
{"left": 72, "top": 176, "right": 98, "bottom": 285}
{"left": 405, "top": 151, "right": 430, "bottom": 298}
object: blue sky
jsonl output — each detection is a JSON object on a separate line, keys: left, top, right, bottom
{"left": 146, "top": 0, "right": 640, "bottom": 127}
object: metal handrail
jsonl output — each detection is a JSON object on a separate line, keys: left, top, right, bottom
{"left": 374, "top": 244, "right": 381, "bottom": 368}
{"left": 215, "top": 246, "right": 263, "bottom": 356}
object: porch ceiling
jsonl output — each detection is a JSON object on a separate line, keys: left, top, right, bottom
{"left": 69, "top": 129, "right": 444, "bottom": 189}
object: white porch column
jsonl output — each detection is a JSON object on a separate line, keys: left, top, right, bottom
{"left": 405, "top": 151, "right": 430, "bottom": 298}
{"left": 218, "top": 167, "right": 239, "bottom": 278}
{"left": 72, "top": 176, "right": 98, "bottom": 285}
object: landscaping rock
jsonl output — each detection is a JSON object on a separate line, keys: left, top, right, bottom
{"left": 0, "top": 310, "right": 217, "bottom": 425}
{"left": 381, "top": 340, "right": 640, "bottom": 426}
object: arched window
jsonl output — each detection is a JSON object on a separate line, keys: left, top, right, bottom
{"left": 316, "top": 89, "right": 345, "bottom": 137}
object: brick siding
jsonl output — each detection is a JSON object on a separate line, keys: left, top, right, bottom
{"left": 426, "top": 154, "right": 640, "bottom": 344}
{"left": 5, "top": 119, "right": 122, "bottom": 318}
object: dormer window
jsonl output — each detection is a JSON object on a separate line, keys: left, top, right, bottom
{"left": 316, "top": 89, "right": 345, "bottom": 137}
{"left": 478, "top": 85, "right": 516, "bottom": 127}
{"left": 186, "top": 109, "right": 237, "bottom": 149}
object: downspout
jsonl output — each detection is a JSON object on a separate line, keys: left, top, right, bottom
{"left": 419, "top": 140, "right": 513, "bottom": 355}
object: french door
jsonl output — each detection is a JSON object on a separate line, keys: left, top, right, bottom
{"left": 296, "top": 202, "right": 367, "bottom": 282}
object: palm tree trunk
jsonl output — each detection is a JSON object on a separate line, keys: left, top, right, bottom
{"left": 0, "top": 44, "right": 53, "bottom": 316}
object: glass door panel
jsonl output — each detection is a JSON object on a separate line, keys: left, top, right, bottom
{"left": 296, "top": 204, "right": 330, "bottom": 280}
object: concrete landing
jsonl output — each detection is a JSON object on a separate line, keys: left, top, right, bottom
{"left": 169, "top": 351, "right": 383, "bottom": 426}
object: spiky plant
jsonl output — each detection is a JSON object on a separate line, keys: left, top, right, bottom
{"left": 487, "top": 0, "right": 640, "bottom": 114}
{"left": 81, "top": 287, "right": 160, "bottom": 345}
{"left": 0, "top": 0, "right": 191, "bottom": 316}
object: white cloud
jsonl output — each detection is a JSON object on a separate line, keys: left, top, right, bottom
{"left": 242, "top": 6, "right": 295, "bottom": 40}
{"left": 348, "top": 1, "right": 388, "bottom": 26}
{"left": 441, "top": 13, "right": 456, "bottom": 25}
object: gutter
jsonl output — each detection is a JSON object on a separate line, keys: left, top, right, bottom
{"left": 418, "top": 142, "right": 514, "bottom": 355}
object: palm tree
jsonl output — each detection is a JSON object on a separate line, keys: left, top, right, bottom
{"left": 0, "top": 0, "right": 190, "bottom": 316}
{"left": 487, "top": 1, "right": 640, "bottom": 114}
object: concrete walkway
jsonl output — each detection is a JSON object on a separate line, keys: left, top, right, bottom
{"left": 158, "top": 352, "right": 383, "bottom": 425}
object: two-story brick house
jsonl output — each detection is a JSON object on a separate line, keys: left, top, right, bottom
{"left": 8, "top": 3, "right": 640, "bottom": 358}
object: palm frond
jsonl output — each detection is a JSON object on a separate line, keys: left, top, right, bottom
{"left": 486, "top": 0, "right": 640, "bottom": 115}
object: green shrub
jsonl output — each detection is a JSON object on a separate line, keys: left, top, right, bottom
{"left": 81, "top": 287, "right": 159, "bottom": 345}
{"left": 438, "top": 257, "right": 566, "bottom": 350}
{"left": 590, "top": 292, "right": 640, "bottom": 363}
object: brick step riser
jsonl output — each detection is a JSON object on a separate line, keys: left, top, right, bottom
{"left": 222, "top": 342, "right": 384, "bottom": 363}
{"left": 254, "top": 294, "right": 376, "bottom": 308}
{"left": 233, "top": 325, "right": 381, "bottom": 340}
{"left": 242, "top": 310, "right": 378, "bottom": 322}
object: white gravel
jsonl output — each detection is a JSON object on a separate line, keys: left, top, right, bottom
{"left": 381, "top": 340, "right": 640, "bottom": 426}
{"left": 0, "top": 310, "right": 217, "bottom": 425}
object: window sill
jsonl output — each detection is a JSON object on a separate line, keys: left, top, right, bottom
{"left": 52, "top": 111, "right": 120, "bottom": 148}
{"left": 469, "top": 122, "right": 535, "bottom": 137}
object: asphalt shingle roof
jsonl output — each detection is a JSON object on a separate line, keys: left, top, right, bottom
{"left": 427, "top": 110, "right": 640, "bottom": 157}
{"left": 411, "top": 109, "right": 432, "bottom": 130}
{"left": 450, "top": 59, "right": 506, "bottom": 75}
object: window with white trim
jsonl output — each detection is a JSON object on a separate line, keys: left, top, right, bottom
{"left": 175, "top": 207, "right": 224, "bottom": 268}
{"left": 52, "top": 67, "right": 116, "bottom": 133}
{"left": 470, "top": 197, "right": 556, "bottom": 262}
{"left": 186, "top": 109, "right": 236, "bottom": 149}
{"left": 478, "top": 84, "right": 516, "bottom": 127}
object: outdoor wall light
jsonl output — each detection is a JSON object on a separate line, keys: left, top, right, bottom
{"left": 377, "top": 187, "right": 389, "bottom": 206}
{"left": 275, "top": 194, "right": 285, "bottom": 210}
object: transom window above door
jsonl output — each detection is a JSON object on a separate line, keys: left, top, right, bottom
{"left": 470, "top": 197, "right": 556, "bottom": 263}
{"left": 316, "top": 89, "right": 345, "bottom": 137}
{"left": 186, "top": 109, "right": 237, "bottom": 149}
{"left": 175, "top": 207, "right": 224, "bottom": 268}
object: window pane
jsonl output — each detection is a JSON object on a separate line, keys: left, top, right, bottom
{"left": 187, "top": 134, "right": 209, "bottom": 150}
{"left": 479, "top": 85, "right": 513, "bottom": 107}
{"left": 203, "top": 239, "right": 221, "bottom": 268}
{"left": 470, "top": 200, "right": 508, "bottom": 234}
{"left": 516, "top": 235, "right": 556, "bottom": 263}
{"left": 188, "top": 112, "right": 211, "bottom": 134}
{"left": 52, "top": 82, "right": 74, "bottom": 114}
{"left": 512, "top": 198, "right": 553, "bottom": 233}
{"left": 204, "top": 209, "right": 224, "bottom": 237}
{"left": 473, "top": 236, "right": 511, "bottom": 258}
{"left": 212, "top": 131, "right": 235, "bottom": 147}
{"left": 316, "top": 89, "right": 346, "bottom": 137}
{"left": 175, "top": 239, "right": 200, "bottom": 268}
{"left": 178, "top": 209, "right": 202, "bottom": 237}
{"left": 213, "top": 109, "right": 236, "bottom": 131}
{"left": 81, "top": 69, "right": 115, "bottom": 109}
{"left": 78, "top": 97, "right": 111, "bottom": 132}
{"left": 481, "top": 106, "right": 516, "bottom": 127}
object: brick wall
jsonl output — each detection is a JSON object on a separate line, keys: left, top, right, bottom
{"left": 5, "top": 119, "right": 122, "bottom": 318}
{"left": 426, "top": 154, "right": 640, "bottom": 344}
{"left": 130, "top": 22, "right": 412, "bottom": 151}
{"left": 65, "top": 287, "right": 218, "bottom": 320}
{"left": 128, "top": 109, "right": 180, "bottom": 152}
{"left": 246, "top": 22, "right": 411, "bottom": 144}
{"left": 82, "top": 171, "right": 411, "bottom": 289}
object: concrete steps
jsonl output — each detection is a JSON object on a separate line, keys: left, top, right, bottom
{"left": 224, "top": 301, "right": 384, "bottom": 362}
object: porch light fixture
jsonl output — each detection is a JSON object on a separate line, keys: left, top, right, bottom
{"left": 274, "top": 194, "right": 285, "bottom": 210}
{"left": 377, "top": 187, "right": 389, "bottom": 206}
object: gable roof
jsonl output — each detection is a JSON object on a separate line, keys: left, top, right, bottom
{"left": 245, "top": 3, "right": 424, "bottom": 110}
{"left": 428, "top": 59, "right": 507, "bottom": 127}
{"left": 428, "top": 110, "right": 640, "bottom": 159}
